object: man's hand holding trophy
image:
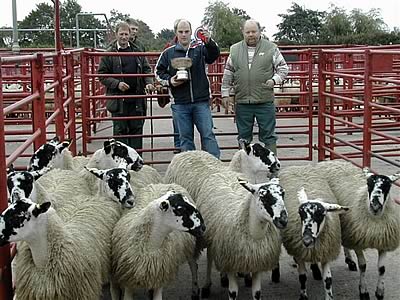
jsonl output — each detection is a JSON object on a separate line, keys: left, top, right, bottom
{"left": 170, "top": 57, "right": 192, "bottom": 87}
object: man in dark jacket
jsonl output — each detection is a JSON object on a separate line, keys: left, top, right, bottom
{"left": 98, "top": 21, "right": 153, "bottom": 152}
{"left": 155, "top": 19, "right": 220, "bottom": 158}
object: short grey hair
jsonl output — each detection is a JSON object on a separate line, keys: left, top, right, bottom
{"left": 242, "top": 19, "right": 261, "bottom": 31}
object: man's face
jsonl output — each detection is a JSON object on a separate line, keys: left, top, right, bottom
{"left": 176, "top": 21, "right": 192, "bottom": 48}
{"left": 243, "top": 22, "right": 260, "bottom": 47}
{"left": 130, "top": 25, "right": 139, "bottom": 40}
{"left": 117, "top": 27, "right": 130, "bottom": 48}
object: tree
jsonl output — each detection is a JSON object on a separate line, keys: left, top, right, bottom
{"left": 19, "top": 3, "right": 54, "bottom": 47}
{"left": 61, "top": 0, "right": 106, "bottom": 48}
{"left": 107, "top": 10, "right": 155, "bottom": 50}
{"left": 320, "top": 5, "right": 353, "bottom": 44}
{"left": 202, "top": 1, "right": 250, "bottom": 49}
{"left": 0, "top": 27, "right": 12, "bottom": 48}
{"left": 153, "top": 28, "right": 175, "bottom": 50}
{"left": 273, "top": 3, "right": 325, "bottom": 44}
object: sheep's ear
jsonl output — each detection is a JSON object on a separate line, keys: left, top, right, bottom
{"left": 297, "top": 187, "right": 308, "bottom": 204}
{"left": 363, "top": 167, "right": 373, "bottom": 178}
{"left": 11, "top": 192, "right": 23, "bottom": 203}
{"left": 103, "top": 140, "right": 112, "bottom": 154}
{"left": 159, "top": 200, "right": 169, "bottom": 211}
{"left": 30, "top": 167, "right": 50, "bottom": 180}
{"left": 269, "top": 177, "right": 280, "bottom": 185}
{"left": 238, "top": 178, "right": 255, "bottom": 193}
{"left": 33, "top": 202, "right": 51, "bottom": 217}
{"left": 388, "top": 172, "right": 400, "bottom": 183}
{"left": 7, "top": 164, "right": 15, "bottom": 174}
{"left": 85, "top": 166, "right": 105, "bottom": 179}
{"left": 239, "top": 139, "right": 251, "bottom": 155}
{"left": 51, "top": 136, "right": 60, "bottom": 143}
{"left": 322, "top": 203, "right": 349, "bottom": 214}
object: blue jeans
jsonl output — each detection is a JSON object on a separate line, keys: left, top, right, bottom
{"left": 172, "top": 117, "right": 180, "bottom": 148}
{"left": 171, "top": 101, "right": 220, "bottom": 158}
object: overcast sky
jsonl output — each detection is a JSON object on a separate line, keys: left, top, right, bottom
{"left": 2, "top": 0, "right": 399, "bottom": 38}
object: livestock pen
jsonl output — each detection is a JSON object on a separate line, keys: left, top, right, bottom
{"left": 1, "top": 35, "right": 400, "bottom": 300}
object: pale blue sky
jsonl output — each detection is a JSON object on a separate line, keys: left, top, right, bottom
{"left": 2, "top": 0, "right": 399, "bottom": 38}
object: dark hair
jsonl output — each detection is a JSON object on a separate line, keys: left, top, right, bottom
{"left": 125, "top": 18, "right": 139, "bottom": 27}
{"left": 173, "top": 19, "right": 192, "bottom": 33}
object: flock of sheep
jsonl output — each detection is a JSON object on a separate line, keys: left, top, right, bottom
{"left": 1, "top": 136, "right": 399, "bottom": 300}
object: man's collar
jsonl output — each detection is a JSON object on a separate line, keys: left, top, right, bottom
{"left": 117, "top": 41, "right": 130, "bottom": 50}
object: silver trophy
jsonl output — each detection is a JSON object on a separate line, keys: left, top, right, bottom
{"left": 171, "top": 57, "right": 193, "bottom": 81}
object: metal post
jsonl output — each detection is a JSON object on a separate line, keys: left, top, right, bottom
{"left": 0, "top": 58, "right": 14, "bottom": 300}
{"left": 11, "top": 0, "right": 20, "bottom": 52}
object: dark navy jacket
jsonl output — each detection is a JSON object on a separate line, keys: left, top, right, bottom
{"left": 155, "top": 39, "right": 220, "bottom": 104}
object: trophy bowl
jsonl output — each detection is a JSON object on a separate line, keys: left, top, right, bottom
{"left": 171, "top": 57, "right": 193, "bottom": 81}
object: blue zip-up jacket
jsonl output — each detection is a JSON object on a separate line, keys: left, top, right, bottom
{"left": 155, "top": 39, "right": 220, "bottom": 104}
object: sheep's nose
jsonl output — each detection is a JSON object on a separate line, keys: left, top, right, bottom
{"left": 123, "top": 199, "right": 135, "bottom": 209}
{"left": 302, "top": 235, "right": 314, "bottom": 248}
{"left": 200, "top": 224, "right": 206, "bottom": 234}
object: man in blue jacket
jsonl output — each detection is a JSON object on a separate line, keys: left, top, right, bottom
{"left": 155, "top": 19, "right": 220, "bottom": 158}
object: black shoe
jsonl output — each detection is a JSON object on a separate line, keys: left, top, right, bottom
{"left": 173, "top": 149, "right": 181, "bottom": 154}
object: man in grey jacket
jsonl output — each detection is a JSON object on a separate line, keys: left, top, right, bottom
{"left": 98, "top": 21, "right": 153, "bottom": 153}
{"left": 221, "top": 19, "right": 288, "bottom": 154}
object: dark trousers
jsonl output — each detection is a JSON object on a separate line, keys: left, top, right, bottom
{"left": 235, "top": 102, "right": 277, "bottom": 149}
{"left": 112, "top": 101, "right": 145, "bottom": 152}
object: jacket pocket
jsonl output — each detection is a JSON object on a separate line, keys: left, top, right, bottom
{"left": 106, "top": 99, "right": 120, "bottom": 113}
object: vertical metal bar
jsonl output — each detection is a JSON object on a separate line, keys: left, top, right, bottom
{"left": 363, "top": 50, "right": 372, "bottom": 167}
{"left": 53, "top": 55, "right": 65, "bottom": 140}
{"left": 0, "top": 58, "right": 14, "bottom": 300}
{"left": 307, "top": 49, "right": 313, "bottom": 160}
{"left": 80, "top": 50, "right": 89, "bottom": 155}
{"left": 31, "top": 53, "right": 47, "bottom": 149}
{"left": 66, "top": 54, "right": 77, "bottom": 155}
{"left": 317, "top": 50, "right": 327, "bottom": 162}
{"left": 11, "top": 0, "right": 20, "bottom": 52}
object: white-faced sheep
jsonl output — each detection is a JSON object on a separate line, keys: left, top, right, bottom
{"left": 279, "top": 163, "right": 349, "bottom": 300}
{"left": 316, "top": 160, "right": 400, "bottom": 300}
{"left": 0, "top": 194, "right": 121, "bottom": 300}
{"left": 111, "top": 184, "right": 206, "bottom": 300}
{"left": 164, "top": 140, "right": 280, "bottom": 202}
{"left": 195, "top": 171, "right": 287, "bottom": 300}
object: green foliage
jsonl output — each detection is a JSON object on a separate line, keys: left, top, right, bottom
{"left": 273, "top": 3, "right": 325, "bottom": 44}
{"left": 202, "top": 1, "right": 250, "bottom": 49}
{"left": 0, "top": 27, "right": 12, "bottom": 48}
{"left": 18, "top": 3, "right": 55, "bottom": 47}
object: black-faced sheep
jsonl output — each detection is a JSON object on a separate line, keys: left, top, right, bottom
{"left": 316, "top": 160, "right": 400, "bottom": 300}
{"left": 164, "top": 140, "right": 280, "bottom": 202}
{"left": 195, "top": 171, "right": 287, "bottom": 300}
{"left": 279, "top": 164, "right": 349, "bottom": 300}
{"left": 0, "top": 195, "right": 120, "bottom": 300}
{"left": 28, "top": 137, "right": 144, "bottom": 172}
{"left": 111, "top": 185, "right": 206, "bottom": 300}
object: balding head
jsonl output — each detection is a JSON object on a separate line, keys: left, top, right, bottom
{"left": 242, "top": 19, "right": 261, "bottom": 47}
{"left": 174, "top": 19, "right": 192, "bottom": 48}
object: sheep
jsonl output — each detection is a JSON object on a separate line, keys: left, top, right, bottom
{"left": 129, "top": 165, "right": 164, "bottom": 191}
{"left": 0, "top": 193, "right": 121, "bottom": 300}
{"left": 164, "top": 139, "right": 280, "bottom": 202}
{"left": 111, "top": 184, "right": 206, "bottom": 300}
{"left": 28, "top": 137, "right": 144, "bottom": 172}
{"left": 279, "top": 164, "right": 349, "bottom": 300}
{"left": 316, "top": 160, "right": 400, "bottom": 300}
{"left": 195, "top": 171, "right": 287, "bottom": 300}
